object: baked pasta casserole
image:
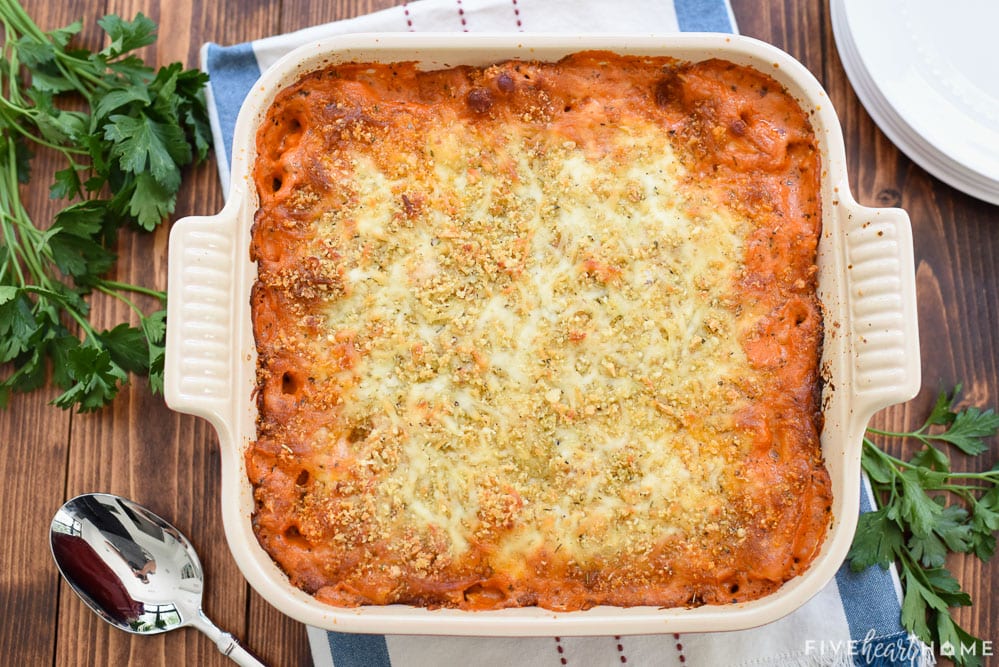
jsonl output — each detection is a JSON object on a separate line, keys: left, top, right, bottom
{"left": 248, "top": 51, "right": 832, "bottom": 611}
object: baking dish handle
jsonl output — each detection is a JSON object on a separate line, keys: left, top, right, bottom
{"left": 164, "top": 209, "right": 239, "bottom": 435}
{"left": 842, "top": 203, "right": 921, "bottom": 423}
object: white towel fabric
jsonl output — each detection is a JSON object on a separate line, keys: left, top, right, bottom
{"left": 200, "top": 2, "right": 931, "bottom": 664}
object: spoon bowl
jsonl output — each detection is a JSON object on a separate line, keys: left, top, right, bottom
{"left": 50, "top": 493, "right": 263, "bottom": 666}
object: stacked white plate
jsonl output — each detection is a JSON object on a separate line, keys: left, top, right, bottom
{"left": 831, "top": 0, "right": 999, "bottom": 205}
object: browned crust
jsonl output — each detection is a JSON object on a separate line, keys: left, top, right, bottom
{"left": 248, "top": 52, "right": 831, "bottom": 611}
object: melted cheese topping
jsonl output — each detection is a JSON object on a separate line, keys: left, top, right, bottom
{"left": 325, "top": 130, "right": 752, "bottom": 566}
{"left": 249, "top": 53, "right": 831, "bottom": 611}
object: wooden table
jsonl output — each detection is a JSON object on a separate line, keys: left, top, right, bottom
{"left": 2, "top": 0, "right": 996, "bottom": 664}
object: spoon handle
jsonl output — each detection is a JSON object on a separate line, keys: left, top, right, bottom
{"left": 216, "top": 632, "right": 267, "bottom": 667}
{"left": 192, "top": 610, "right": 267, "bottom": 667}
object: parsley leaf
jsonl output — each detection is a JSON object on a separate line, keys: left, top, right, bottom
{"left": 141, "top": 309, "right": 166, "bottom": 394}
{"left": 45, "top": 201, "right": 117, "bottom": 281}
{"left": 99, "top": 322, "right": 151, "bottom": 375}
{"left": 93, "top": 85, "right": 151, "bottom": 121}
{"left": 52, "top": 343, "right": 128, "bottom": 412}
{"left": 896, "top": 468, "right": 942, "bottom": 538}
{"left": 126, "top": 171, "right": 177, "bottom": 231}
{"left": 848, "top": 506, "right": 904, "bottom": 571}
{"left": 908, "top": 504, "right": 971, "bottom": 568}
{"left": 936, "top": 408, "right": 999, "bottom": 456}
{"left": 96, "top": 13, "right": 157, "bottom": 58}
{"left": 104, "top": 112, "right": 188, "bottom": 192}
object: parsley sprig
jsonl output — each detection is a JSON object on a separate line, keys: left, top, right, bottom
{"left": 849, "top": 386, "right": 999, "bottom": 667}
{"left": 0, "top": 0, "right": 209, "bottom": 410}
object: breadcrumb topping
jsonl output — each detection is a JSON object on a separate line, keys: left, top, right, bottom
{"left": 249, "top": 52, "right": 831, "bottom": 611}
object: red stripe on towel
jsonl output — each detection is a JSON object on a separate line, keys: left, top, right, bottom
{"left": 511, "top": 0, "right": 523, "bottom": 29}
{"left": 614, "top": 635, "right": 629, "bottom": 663}
{"left": 456, "top": 0, "right": 469, "bottom": 31}
{"left": 673, "top": 633, "right": 688, "bottom": 663}
{"left": 554, "top": 636, "right": 568, "bottom": 665}
{"left": 402, "top": 1, "right": 413, "bottom": 30}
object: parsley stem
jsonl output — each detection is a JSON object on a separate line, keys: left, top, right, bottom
{"left": 867, "top": 426, "right": 925, "bottom": 438}
{"left": 0, "top": 0, "right": 44, "bottom": 43}
{"left": 0, "top": 216, "right": 26, "bottom": 285}
{"left": 0, "top": 0, "right": 109, "bottom": 98}
{"left": 62, "top": 302, "right": 99, "bottom": 342}
{"left": 939, "top": 474, "right": 999, "bottom": 485}
{"left": 57, "top": 58, "right": 110, "bottom": 92}
{"left": 95, "top": 282, "right": 165, "bottom": 319}
{"left": 1, "top": 138, "right": 49, "bottom": 286}
{"left": 0, "top": 104, "right": 91, "bottom": 156}
{"left": 99, "top": 279, "right": 166, "bottom": 302}
{"left": 96, "top": 283, "right": 142, "bottom": 317}
{"left": 863, "top": 438, "right": 910, "bottom": 467}
{"left": 946, "top": 488, "right": 981, "bottom": 507}
{"left": 19, "top": 284, "right": 98, "bottom": 341}
{"left": 866, "top": 426, "right": 928, "bottom": 439}
{"left": 896, "top": 550, "right": 936, "bottom": 600}
{"left": 863, "top": 439, "right": 998, "bottom": 482}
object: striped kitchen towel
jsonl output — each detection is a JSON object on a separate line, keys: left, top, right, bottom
{"left": 200, "top": 0, "right": 738, "bottom": 194}
{"left": 200, "top": 1, "right": 931, "bottom": 665}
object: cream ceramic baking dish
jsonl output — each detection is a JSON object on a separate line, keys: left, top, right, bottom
{"left": 164, "top": 33, "right": 920, "bottom": 635}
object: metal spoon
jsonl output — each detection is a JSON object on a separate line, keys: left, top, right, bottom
{"left": 49, "top": 493, "right": 264, "bottom": 666}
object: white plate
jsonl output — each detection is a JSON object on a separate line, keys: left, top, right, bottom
{"left": 832, "top": 0, "right": 999, "bottom": 205}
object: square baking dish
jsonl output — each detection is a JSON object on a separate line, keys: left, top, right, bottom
{"left": 165, "top": 32, "right": 920, "bottom": 635}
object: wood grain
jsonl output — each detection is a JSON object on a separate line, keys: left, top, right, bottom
{"left": 0, "top": 388, "right": 69, "bottom": 665}
{"left": 2, "top": 7, "right": 103, "bottom": 667}
{"left": 1, "top": 0, "right": 996, "bottom": 665}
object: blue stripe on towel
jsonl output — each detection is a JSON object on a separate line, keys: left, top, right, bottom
{"left": 327, "top": 631, "right": 392, "bottom": 667}
{"left": 834, "top": 482, "right": 927, "bottom": 666}
{"left": 204, "top": 42, "right": 262, "bottom": 166}
{"left": 674, "top": 0, "right": 735, "bottom": 32}
{"left": 835, "top": 483, "right": 905, "bottom": 638}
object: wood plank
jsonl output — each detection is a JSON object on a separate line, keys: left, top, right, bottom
{"left": 278, "top": 0, "right": 405, "bottom": 32}
{"left": 0, "top": 391, "right": 69, "bottom": 663}
{"left": 34, "top": 0, "right": 277, "bottom": 662}
{"left": 0, "top": 3, "right": 106, "bottom": 665}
